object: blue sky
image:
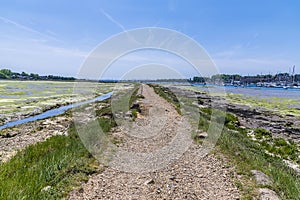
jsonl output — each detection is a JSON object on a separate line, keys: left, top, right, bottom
{"left": 0, "top": 0, "right": 299, "bottom": 78}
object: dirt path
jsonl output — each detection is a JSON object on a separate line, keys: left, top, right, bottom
{"left": 69, "top": 84, "right": 240, "bottom": 199}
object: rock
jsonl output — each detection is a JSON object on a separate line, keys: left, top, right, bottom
{"left": 2, "top": 132, "right": 18, "bottom": 138}
{"left": 250, "top": 170, "right": 273, "bottom": 186}
{"left": 196, "top": 130, "right": 208, "bottom": 138}
{"left": 124, "top": 111, "right": 132, "bottom": 118}
{"left": 286, "top": 114, "right": 294, "bottom": 117}
{"left": 169, "top": 176, "right": 176, "bottom": 181}
{"left": 234, "top": 151, "right": 240, "bottom": 156}
{"left": 156, "top": 187, "right": 162, "bottom": 194}
{"left": 78, "top": 187, "right": 84, "bottom": 193}
{"left": 41, "top": 185, "right": 52, "bottom": 192}
{"left": 283, "top": 160, "right": 300, "bottom": 175}
{"left": 144, "top": 179, "right": 155, "bottom": 185}
{"left": 258, "top": 188, "right": 280, "bottom": 200}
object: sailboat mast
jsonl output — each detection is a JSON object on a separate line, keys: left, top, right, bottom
{"left": 292, "top": 65, "right": 295, "bottom": 84}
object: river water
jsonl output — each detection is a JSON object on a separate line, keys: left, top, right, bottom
{"left": 193, "top": 84, "right": 300, "bottom": 99}
{"left": 0, "top": 92, "right": 113, "bottom": 130}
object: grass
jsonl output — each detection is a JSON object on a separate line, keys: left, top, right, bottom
{"left": 129, "top": 85, "right": 140, "bottom": 106}
{"left": 254, "top": 128, "right": 272, "bottom": 139}
{"left": 0, "top": 124, "right": 99, "bottom": 199}
{"left": 110, "top": 83, "right": 142, "bottom": 121}
{"left": 96, "top": 105, "right": 113, "bottom": 118}
{"left": 110, "top": 83, "right": 138, "bottom": 114}
{"left": 148, "top": 84, "right": 181, "bottom": 114}
{"left": 130, "top": 87, "right": 144, "bottom": 121}
{"left": 199, "top": 107, "right": 239, "bottom": 131}
{"left": 131, "top": 109, "right": 138, "bottom": 120}
{"left": 217, "top": 128, "right": 300, "bottom": 199}
{"left": 260, "top": 137, "right": 299, "bottom": 162}
{"left": 98, "top": 117, "right": 117, "bottom": 133}
{"left": 0, "top": 101, "right": 117, "bottom": 199}
{"left": 2, "top": 83, "right": 299, "bottom": 199}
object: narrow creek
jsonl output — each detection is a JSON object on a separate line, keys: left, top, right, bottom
{"left": 0, "top": 92, "right": 113, "bottom": 130}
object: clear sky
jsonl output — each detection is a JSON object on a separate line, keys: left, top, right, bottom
{"left": 0, "top": 0, "right": 299, "bottom": 78}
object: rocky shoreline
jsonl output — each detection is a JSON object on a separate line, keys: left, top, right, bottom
{"left": 171, "top": 86, "right": 300, "bottom": 175}
{"left": 172, "top": 86, "right": 300, "bottom": 142}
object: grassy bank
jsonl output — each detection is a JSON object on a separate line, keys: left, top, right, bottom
{"left": 0, "top": 124, "right": 98, "bottom": 199}
{"left": 0, "top": 102, "right": 117, "bottom": 199}
{"left": 198, "top": 106, "right": 300, "bottom": 199}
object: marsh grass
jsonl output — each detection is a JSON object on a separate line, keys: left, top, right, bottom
{"left": 0, "top": 125, "right": 99, "bottom": 199}
{"left": 254, "top": 128, "right": 272, "bottom": 139}
{"left": 217, "top": 128, "right": 300, "bottom": 199}
{"left": 261, "top": 137, "right": 299, "bottom": 162}
{"left": 199, "top": 107, "right": 239, "bottom": 130}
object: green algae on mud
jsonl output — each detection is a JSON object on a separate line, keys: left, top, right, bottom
{"left": 0, "top": 81, "right": 116, "bottom": 125}
{"left": 180, "top": 85, "right": 300, "bottom": 117}
{"left": 226, "top": 93, "right": 300, "bottom": 117}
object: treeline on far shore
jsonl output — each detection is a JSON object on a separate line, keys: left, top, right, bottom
{"left": 191, "top": 73, "right": 300, "bottom": 84}
{"left": 1, "top": 68, "right": 300, "bottom": 85}
{"left": 0, "top": 69, "right": 76, "bottom": 81}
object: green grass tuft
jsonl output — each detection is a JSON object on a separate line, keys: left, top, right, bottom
{"left": 254, "top": 128, "right": 272, "bottom": 139}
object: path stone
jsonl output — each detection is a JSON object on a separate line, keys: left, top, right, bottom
{"left": 259, "top": 188, "right": 281, "bottom": 200}
{"left": 250, "top": 170, "right": 273, "bottom": 186}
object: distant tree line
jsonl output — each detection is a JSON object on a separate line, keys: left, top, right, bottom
{"left": 0, "top": 69, "right": 76, "bottom": 81}
{"left": 191, "top": 73, "right": 300, "bottom": 84}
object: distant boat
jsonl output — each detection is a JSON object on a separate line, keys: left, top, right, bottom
{"left": 291, "top": 85, "right": 300, "bottom": 89}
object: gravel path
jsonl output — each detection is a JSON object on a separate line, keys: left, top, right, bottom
{"left": 69, "top": 84, "right": 240, "bottom": 199}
